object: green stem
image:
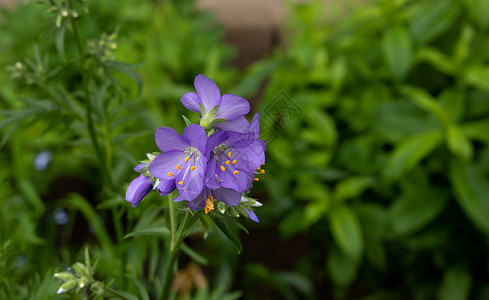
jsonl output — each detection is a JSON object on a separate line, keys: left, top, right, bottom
{"left": 168, "top": 193, "right": 176, "bottom": 248}
{"left": 105, "top": 286, "right": 131, "bottom": 300}
{"left": 158, "top": 210, "right": 193, "bottom": 300}
{"left": 69, "top": 5, "right": 114, "bottom": 190}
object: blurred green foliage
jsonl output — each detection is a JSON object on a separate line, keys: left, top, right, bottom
{"left": 242, "top": 0, "right": 489, "bottom": 298}
{"left": 2, "top": 0, "right": 489, "bottom": 299}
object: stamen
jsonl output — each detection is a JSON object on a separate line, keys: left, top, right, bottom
{"left": 190, "top": 166, "right": 196, "bottom": 171}
{"left": 233, "top": 171, "right": 239, "bottom": 175}
{"left": 184, "top": 157, "right": 189, "bottom": 162}
{"left": 205, "top": 195, "right": 214, "bottom": 214}
{"left": 176, "top": 165, "right": 181, "bottom": 170}
{"left": 257, "top": 166, "right": 261, "bottom": 171}
{"left": 260, "top": 169, "right": 265, "bottom": 174}
{"left": 168, "top": 172, "right": 173, "bottom": 177}
{"left": 178, "top": 181, "right": 183, "bottom": 185}
{"left": 254, "top": 178, "right": 259, "bottom": 181}
{"left": 232, "top": 160, "right": 237, "bottom": 164}
{"left": 261, "top": 163, "right": 265, "bottom": 165}
{"left": 228, "top": 151, "right": 232, "bottom": 158}
{"left": 221, "top": 166, "right": 226, "bottom": 171}
{"left": 225, "top": 160, "right": 231, "bottom": 165}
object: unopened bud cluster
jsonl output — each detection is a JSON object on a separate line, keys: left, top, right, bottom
{"left": 87, "top": 32, "right": 118, "bottom": 62}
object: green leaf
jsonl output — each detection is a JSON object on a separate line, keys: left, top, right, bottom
{"left": 465, "top": 65, "right": 489, "bottom": 90}
{"left": 462, "top": 119, "right": 489, "bottom": 143}
{"left": 450, "top": 160, "right": 489, "bottom": 233}
{"left": 409, "top": 0, "right": 459, "bottom": 44}
{"left": 335, "top": 176, "right": 374, "bottom": 202}
{"left": 209, "top": 214, "right": 247, "bottom": 253}
{"left": 446, "top": 125, "right": 473, "bottom": 161}
{"left": 181, "top": 243, "right": 208, "bottom": 266}
{"left": 304, "top": 109, "right": 337, "bottom": 147}
{"left": 454, "top": 25, "right": 475, "bottom": 65}
{"left": 330, "top": 205, "right": 364, "bottom": 260}
{"left": 64, "top": 194, "right": 113, "bottom": 254}
{"left": 388, "top": 187, "right": 448, "bottom": 236}
{"left": 365, "top": 237, "right": 386, "bottom": 271}
{"left": 326, "top": 246, "right": 359, "bottom": 288}
{"left": 123, "top": 227, "right": 171, "bottom": 239}
{"left": 383, "top": 130, "right": 443, "bottom": 181}
{"left": 55, "top": 25, "right": 66, "bottom": 62}
{"left": 465, "top": 0, "right": 489, "bottom": 28}
{"left": 102, "top": 61, "right": 143, "bottom": 96}
{"left": 400, "top": 86, "right": 449, "bottom": 124}
{"left": 416, "top": 47, "right": 454, "bottom": 75}
{"left": 382, "top": 27, "right": 413, "bottom": 81}
{"left": 437, "top": 268, "right": 472, "bottom": 300}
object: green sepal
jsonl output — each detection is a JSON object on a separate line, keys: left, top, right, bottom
{"left": 210, "top": 118, "right": 227, "bottom": 125}
{"left": 182, "top": 115, "right": 193, "bottom": 126}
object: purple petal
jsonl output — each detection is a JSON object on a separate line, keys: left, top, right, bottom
{"left": 215, "top": 116, "right": 249, "bottom": 133}
{"left": 157, "top": 179, "right": 175, "bottom": 196}
{"left": 244, "top": 208, "right": 260, "bottom": 223}
{"left": 148, "top": 151, "right": 187, "bottom": 180}
{"left": 175, "top": 158, "right": 205, "bottom": 201}
{"left": 194, "top": 75, "right": 220, "bottom": 113}
{"left": 155, "top": 127, "right": 189, "bottom": 152}
{"left": 205, "top": 158, "right": 221, "bottom": 190}
{"left": 125, "top": 175, "right": 152, "bottom": 208}
{"left": 212, "top": 187, "right": 241, "bottom": 207}
{"left": 229, "top": 141, "right": 265, "bottom": 173}
{"left": 134, "top": 163, "right": 146, "bottom": 172}
{"left": 214, "top": 94, "right": 250, "bottom": 121}
{"left": 219, "top": 165, "right": 250, "bottom": 192}
{"left": 187, "top": 189, "right": 206, "bottom": 211}
{"left": 182, "top": 124, "right": 207, "bottom": 155}
{"left": 248, "top": 113, "right": 260, "bottom": 139}
{"left": 174, "top": 195, "right": 185, "bottom": 202}
{"left": 181, "top": 92, "right": 201, "bottom": 113}
{"left": 205, "top": 131, "right": 229, "bottom": 158}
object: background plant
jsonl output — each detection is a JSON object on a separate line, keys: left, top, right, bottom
{"left": 239, "top": 0, "right": 489, "bottom": 298}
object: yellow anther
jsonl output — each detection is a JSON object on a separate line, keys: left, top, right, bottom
{"left": 168, "top": 172, "right": 173, "bottom": 177}
{"left": 205, "top": 195, "right": 214, "bottom": 214}
{"left": 254, "top": 178, "right": 259, "bottom": 182}
{"left": 228, "top": 151, "right": 232, "bottom": 158}
{"left": 261, "top": 163, "right": 265, "bottom": 165}
{"left": 233, "top": 171, "right": 239, "bottom": 175}
{"left": 176, "top": 165, "right": 181, "bottom": 170}
{"left": 184, "top": 157, "right": 189, "bottom": 162}
{"left": 221, "top": 166, "right": 226, "bottom": 171}
{"left": 190, "top": 166, "right": 196, "bottom": 171}
{"left": 232, "top": 160, "right": 237, "bottom": 164}
{"left": 225, "top": 160, "right": 231, "bottom": 165}
{"left": 178, "top": 181, "right": 183, "bottom": 185}
{"left": 257, "top": 166, "right": 261, "bottom": 171}
{"left": 260, "top": 169, "right": 265, "bottom": 174}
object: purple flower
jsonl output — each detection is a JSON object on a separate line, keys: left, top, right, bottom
{"left": 149, "top": 124, "right": 207, "bottom": 201}
{"left": 126, "top": 161, "right": 175, "bottom": 207}
{"left": 180, "top": 75, "right": 250, "bottom": 129}
{"left": 205, "top": 129, "right": 265, "bottom": 193}
{"left": 125, "top": 175, "right": 152, "bottom": 208}
{"left": 174, "top": 186, "right": 242, "bottom": 213}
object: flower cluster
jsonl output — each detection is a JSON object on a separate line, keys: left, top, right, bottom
{"left": 125, "top": 75, "right": 265, "bottom": 222}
